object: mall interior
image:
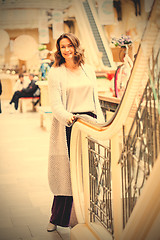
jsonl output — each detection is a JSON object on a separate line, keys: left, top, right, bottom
{"left": 0, "top": 0, "right": 160, "bottom": 239}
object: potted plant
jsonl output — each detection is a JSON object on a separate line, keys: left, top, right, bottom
{"left": 111, "top": 35, "right": 133, "bottom": 62}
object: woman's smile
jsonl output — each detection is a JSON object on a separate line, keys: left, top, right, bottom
{"left": 60, "top": 38, "right": 75, "bottom": 60}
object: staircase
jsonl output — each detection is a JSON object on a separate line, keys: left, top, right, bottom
{"left": 72, "top": 0, "right": 115, "bottom": 69}
{"left": 82, "top": 0, "right": 111, "bottom": 67}
{"left": 70, "top": 0, "right": 160, "bottom": 239}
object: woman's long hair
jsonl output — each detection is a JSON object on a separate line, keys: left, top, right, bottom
{"left": 54, "top": 33, "right": 85, "bottom": 67}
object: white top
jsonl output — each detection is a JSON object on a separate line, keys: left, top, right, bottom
{"left": 66, "top": 67, "right": 96, "bottom": 113}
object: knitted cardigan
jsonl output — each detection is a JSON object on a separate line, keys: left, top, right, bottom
{"left": 48, "top": 64, "right": 104, "bottom": 196}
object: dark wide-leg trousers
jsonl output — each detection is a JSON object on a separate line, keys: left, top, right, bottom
{"left": 50, "top": 196, "right": 73, "bottom": 227}
{"left": 50, "top": 112, "right": 97, "bottom": 227}
{"left": 10, "top": 91, "right": 33, "bottom": 110}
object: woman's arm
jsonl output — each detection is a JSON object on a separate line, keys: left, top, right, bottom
{"left": 84, "top": 64, "right": 105, "bottom": 123}
{"left": 48, "top": 67, "right": 75, "bottom": 126}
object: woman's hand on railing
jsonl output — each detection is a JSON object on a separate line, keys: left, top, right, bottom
{"left": 67, "top": 115, "right": 77, "bottom": 126}
{"left": 74, "top": 114, "right": 110, "bottom": 129}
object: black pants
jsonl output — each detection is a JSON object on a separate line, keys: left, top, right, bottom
{"left": 10, "top": 91, "right": 34, "bottom": 110}
{"left": 66, "top": 111, "right": 97, "bottom": 158}
{"left": 50, "top": 112, "right": 97, "bottom": 227}
{"left": 50, "top": 196, "right": 73, "bottom": 227}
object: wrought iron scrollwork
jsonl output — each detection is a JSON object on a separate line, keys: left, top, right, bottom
{"left": 87, "top": 137, "right": 113, "bottom": 234}
{"left": 119, "top": 47, "right": 160, "bottom": 228}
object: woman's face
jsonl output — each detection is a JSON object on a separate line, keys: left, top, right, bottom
{"left": 59, "top": 38, "right": 75, "bottom": 61}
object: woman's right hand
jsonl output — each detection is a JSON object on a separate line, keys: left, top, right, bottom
{"left": 67, "top": 115, "right": 76, "bottom": 126}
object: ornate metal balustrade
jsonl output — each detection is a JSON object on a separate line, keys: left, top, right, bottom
{"left": 87, "top": 137, "right": 113, "bottom": 235}
{"left": 119, "top": 47, "right": 160, "bottom": 228}
{"left": 99, "top": 99, "right": 119, "bottom": 121}
{"left": 86, "top": 42, "right": 160, "bottom": 238}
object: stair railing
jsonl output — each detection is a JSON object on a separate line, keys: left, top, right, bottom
{"left": 70, "top": 0, "right": 160, "bottom": 239}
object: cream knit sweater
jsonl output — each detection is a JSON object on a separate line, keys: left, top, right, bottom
{"left": 48, "top": 64, "right": 104, "bottom": 196}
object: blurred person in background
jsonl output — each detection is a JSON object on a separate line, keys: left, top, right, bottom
{"left": 13, "top": 73, "right": 30, "bottom": 92}
{"left": 39, "top": 52, "right": 54, "bottom": 80}
{"left": 9, "top": 73, "right": 40, "bottom": 110}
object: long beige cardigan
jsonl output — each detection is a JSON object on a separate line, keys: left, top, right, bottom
{"left": 47, "top": 64, "right": 104, "bottom": 196}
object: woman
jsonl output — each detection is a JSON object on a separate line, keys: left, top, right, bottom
{"left": 47, "top": 33, "right": 104, "bottom": 231}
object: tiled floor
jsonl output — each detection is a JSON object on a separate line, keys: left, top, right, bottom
{"left": 0, "top": 100, "right": 70, "bottom": 240}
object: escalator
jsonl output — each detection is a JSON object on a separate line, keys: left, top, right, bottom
{"left": 82, "top": 0, "right": 111, "bottom": 67}
{"left": 73, "top": 0, "right": 115, "bottom": 69}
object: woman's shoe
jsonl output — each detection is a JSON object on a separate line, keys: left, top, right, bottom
{"left": 47, "top": 222, "right": 57, "bottom": 232}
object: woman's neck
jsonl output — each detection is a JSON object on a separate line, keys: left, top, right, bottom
{"left": 64, "top": 60, "right": 79, "bottom": 71}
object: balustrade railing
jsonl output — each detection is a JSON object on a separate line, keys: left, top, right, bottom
{"left": 118, "top": 47, "right": 160, "bottom": 228}
{"left": 84, "top": 34, "right": 160, "bottom": 239}
{"left": 70, "top": 1, "right": 160, "bottom": 239}
{"left": 88, "top": 137, "right": 113, "bottom": 235}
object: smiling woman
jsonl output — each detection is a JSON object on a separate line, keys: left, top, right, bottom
{"left": 47, "top": 33, "right": 105, "bottom": 232}
{"left": 53, "top": 33, "right": 85, "bottom": 67}
{"left": 60, "top": 38, "right": 75, "bottom": 60}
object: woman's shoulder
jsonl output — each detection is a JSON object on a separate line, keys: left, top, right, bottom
{"left": 82, "top": 63, "right": 95, "bottom": 74}
{"left": 48, "top": 64, "right": 65, "bottom": 77}
{"left": 82, "top": 64, "right": 96, "bottom": 79}
{"left": 49, "top": 65, "right": 64, "bottom": 73}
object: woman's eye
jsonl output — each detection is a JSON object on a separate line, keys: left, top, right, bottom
{"left": 60, "top": 44, "right": 73, "bottom": 49}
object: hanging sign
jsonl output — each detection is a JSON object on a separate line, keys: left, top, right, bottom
{"left": 98, "top": 0, "right": 115, "bottom": 25}
{"left": 38, "top": 10, "right": 49, "bottom": 44}
{"left": 52, "top": 11, "right": 64, "bottom": 40}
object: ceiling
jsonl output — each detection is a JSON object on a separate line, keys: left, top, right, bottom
{"left": 0, "top": 0, "right": 72, "bottom": 10}
{"left": 0, "top": 0, "right": 73, "bottom": 29}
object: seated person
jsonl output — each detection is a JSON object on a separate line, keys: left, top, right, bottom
{"left": 10, "top": 74, "right": 40, "bottom": 110}
{"left": 13, "top": 73, "right": 30, "bottom": 92}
